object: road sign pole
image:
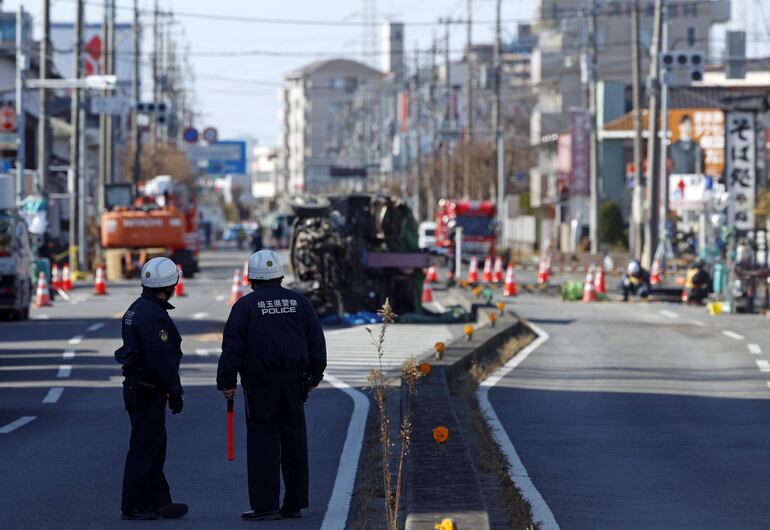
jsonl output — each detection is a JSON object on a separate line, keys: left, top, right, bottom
{"left": 15, "top": 5, "right": 26, "bottom": 203}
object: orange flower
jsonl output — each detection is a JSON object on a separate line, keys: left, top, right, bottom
{"left": 496, "top": 301, "right": 505, "bottom": 315}
{"left": 434, "top": 341, "right": 446, "bottom": 353}
{"left": 464, "top": 324, "right": 474, "bottom": 340}
{"left": 432, "top": 426, "right": 449, "bottom": 444}
{"left": 418, "top": 362, "right": 432, "bottom": 375}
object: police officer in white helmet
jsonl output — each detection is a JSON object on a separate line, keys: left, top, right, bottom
{"left": 114, "top": 257, "right": 188, "bottom": 520}
{"left": 217, "top": 250, "right": 327, "bottom": 521}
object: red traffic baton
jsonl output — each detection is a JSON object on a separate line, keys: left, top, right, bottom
{"left": 227, "top": 398, "right": 234, "bottom": 461}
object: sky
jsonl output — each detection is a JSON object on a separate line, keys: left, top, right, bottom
{"left": 6, "top": 0, "right": 770, "bottom": 146}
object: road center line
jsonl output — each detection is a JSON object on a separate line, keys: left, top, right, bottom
{"left": 660, "top": 310, "right": 679, "bottom": 319}
{"left": 0, "top": 416, "right": 37, "bottom": 434}
{"left": 755, "top": 360, "right": 770, "bottom": 373}
{"left": 42, "top": 388, "right": 64, "bottom": 404}
{"left": 748, "top": 344, "right": 762, "bottom": 355}
{"left": 62, "top": 350, "right": 75, "bottom": 360}
{"left": 192, "top": 312, "right": 209, "bottom": 320}
{"left": 87, "top": 323, "right": 104, "bottom": 332}
{"left": 478, "top": 322, "right": 559, "bottom": 530}
{"left": 215, "top": 294, "right": 226, "bottom": 302}
{"left": 68, "top": 335, "right": 84, "bottom": 345}
{"left": 722, "top": 330, "right": 746, "bottom": 341}
{"left": 57, "top": 365, "right": 72, "bottom": 378}
{"left": 689, "top": 319, "right": 705, "bottom": 327}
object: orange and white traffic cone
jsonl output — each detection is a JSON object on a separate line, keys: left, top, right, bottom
{"left": 503, "top": 262, "right": 518, "bottom": 297}
{"left": 94, "top": 264, "right": 108, "bottom": 295}
{"left": 35, "top": 272, "right": 52, "bottom": 307}
{"left": 62, "top": 263, "right": 72, "bottom": 291}
{"left": 650, "top": 258, "right": 662, "bottom": 285}
{"left": 467, "top": 256, "right": 479, "bottom": 284}
{"left": 426, "top": 265, "right": 438, "bottom": 283}
{"left": 537, "top": 254, "right": 551, "bottom": 285}
{"left": 421, "top": 281, "right": 434, "bottom": 303}
{"left": 51, "top": 264, "right": 61, "bottom": 291}
{"left": 594, "top": 266, "right": 606, "bottom": 296}
{"left": 175, "top": 265, "right": 186, "bottom": 297}
{"left": 492, "top": 256, "right": 504, "bottom": 284}
{"left": 228, "top": 268, "right": 243, "bottom": 304}
{"left": 582, "top": 269, "right": 598, "bottom": 302}
{"left": 482, "top": 256, "right": 493, "bottom": 283}
{"left": 241, "top": 260, "right": 249, "bottom": 287}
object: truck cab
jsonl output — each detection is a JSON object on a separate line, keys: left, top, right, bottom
{"left": 435, "top": 199, "right": 497, "bottom": 257}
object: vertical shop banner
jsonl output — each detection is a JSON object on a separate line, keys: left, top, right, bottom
{"left": 725, "top": 112, "right": 756, "bottom": 230}
{"left": 570, "top": 110, "right": 590, "bottom": 196}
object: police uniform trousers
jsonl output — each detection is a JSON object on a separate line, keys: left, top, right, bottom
{"left": 243, "top": 374, "right": 309, "bottom": 512}
{"left": 121, "top": 380, "right": 172, "bottom": 512}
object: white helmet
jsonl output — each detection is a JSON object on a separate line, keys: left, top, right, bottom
{"left": 140, "top": 257, "right": 180, "bottom": 288}
{"left": 627, "top": 261, "right": 641, "bottom": 276}
{"left": 248, "top": 250, "right": 285, "bottom": 280}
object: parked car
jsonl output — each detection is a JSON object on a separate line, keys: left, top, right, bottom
{"left": 0, "top": 210, "right": 33, "bottom": 320}
{"left": 418, "top": 221, "right": 437, "bottom": 250}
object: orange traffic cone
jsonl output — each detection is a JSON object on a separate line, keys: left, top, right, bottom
{"left": 35, "top": 272, "right": 52, "bottom": 307}
{"left": 537, "top": 254, "right": 551, "bottom": 285}
{"left": 650, "top": 258, "right": 662, "bottom": 285}
{"left": 62, "top": 263, "right": 72, "bottom": 291}
{"left": 482, "top": 256, "right": 493, "bottom": 283}
{"left": 241, "top": 260, "right": 249, "bottom": 287}
{"left": 582, "top": 269, "right": 598, "bottom": 302}
{"left": 467, "top": 256, "right": 479, "bottom": 284}
{"left": 503, "top": 262, "right": 518, "bottom": 297}
{"left": 51, "top": 264, "right": 61, "bottom": 291}
{"left": 94, "top": 264, "right": 108, "bottom": 295}
{"left": 421, "top": 281, "right": 434, "bottom": 303}
{"left": 681, "top": 289, "right": 688, "bottom": 303}
{"left": 229, "top": 268, "right": 243, "bottom": 304}
{"left": 175, "top": 265, "right": 186, "bottom": 297}
{"left": 426, "top": 265, "right": 438, "bottom": 283}
{"left": 594, "top": 266, "right": 606, "bottom": 296}
{"left": 492, "top": 256, "right": 504, "bottom": 284}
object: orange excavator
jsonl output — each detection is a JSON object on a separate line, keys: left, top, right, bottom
{"left": 101, "top": 176, "right": 199, "bottom": 278}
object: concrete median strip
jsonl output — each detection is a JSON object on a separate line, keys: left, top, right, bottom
{"left": 0, "top": 416, "right": 36, "bottom": 434}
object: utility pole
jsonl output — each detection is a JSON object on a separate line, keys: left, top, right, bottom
{"left": 151, "top": 0, "right": 159, "bottom": 143}
{"left": 587, "top": 0, "right": 600, "bottom": 255}
{"left": 37, "top": 0, "right": 51, "bottom": 195}
{"left": 15, "top": 5, "right": 26, "bottom": 203}
{"left": 494, "top": 0, "right": 505, "bottom": 225}
{"left": 413, "top": 46, "right": 422, "bottom": 221}
{"left": 630, "top": 0, "right": 644, "bottom": 259}
{"left": 106, "top": 0, "right": 115, "bottom": 184}
{"left": 428, "top": 33, "right": 437, "bottom": 214}
{"left": 98, "top": 1, "right": 108, "bottom": 213}
{"left": 658, "top": 5, "right": 670, "bottom": 247}
{"left": 132, "top": 0, "right": 142, "bottom": 183}
{"left": 69, "top": 0, "right": 84, "bottom": 273}
{"left": 463, "top": 0, "right": 472, "bottom": 199}
{"left": 643, "top": 0, "right": 664, "bottom": 268}
{"left": 441, "top": 17, "right": 451, "bottom": 198}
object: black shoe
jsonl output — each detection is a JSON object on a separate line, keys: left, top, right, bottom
{"left": 156, "top": 503, "right": 188, "bottom": 519}
{"left": 280, "top": 508, "right": 301, "bottom": 519}
{"left": 241, "top": 510, "right": 282, "bottom": 521}
{"left": 121, "top": 508, "right": 158, "bottom": 520}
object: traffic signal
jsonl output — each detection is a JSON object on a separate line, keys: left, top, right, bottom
{"left": 135, "top": 101, "right": 170, "bottom": 124}
{"left": 659, "top": 51, "right": 704, "bottom": 86}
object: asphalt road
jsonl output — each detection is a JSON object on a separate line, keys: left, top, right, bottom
{"left": 489, "top": 296, "right": 770, "bottom": 529}
{"left": 0, "top": 249, "right": 354, "bottom": 529}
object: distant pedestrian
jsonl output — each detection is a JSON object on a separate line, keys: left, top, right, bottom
{"left": 114, "top": 257, "right": 188, "bottom": 520}
{"left": 217, "top": 250, "right": 327, "bottom": 521}
{"left": 251, "top": 223, "right": 263, "bottom": 253}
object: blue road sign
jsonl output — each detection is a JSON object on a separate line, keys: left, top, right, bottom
{"left": 187, "top": 140, "right": 247, "bottom": 175}
{"left": 182, "top": 127, "right": 199, "bottom": 143}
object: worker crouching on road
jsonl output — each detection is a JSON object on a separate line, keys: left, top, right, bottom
{"left": 620, "top": 260, "right": 651, "bottom": 302}
{"left": 217, "top": 250, "right": 327, "bottom": 521}
{"left": 114, "top": 257, "right": 188, "bottom": 521}
{"left": 684, "top": 260, "right": 712, "bottom": 305}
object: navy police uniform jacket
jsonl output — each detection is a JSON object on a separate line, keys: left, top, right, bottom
{"left": 217, "top": 284, "right": 327, "bottom": 390}
{"left": 115, "top": 291, "right": 184, "bottom": 399}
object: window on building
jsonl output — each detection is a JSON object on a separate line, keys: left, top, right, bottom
{"left": 687, "top": 27, "right": 696, "bottom": 47}
{"left": 0, "top": 19, "right": 15, "bottom": 43}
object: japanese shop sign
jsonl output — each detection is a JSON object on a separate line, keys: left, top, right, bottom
{"left": 725, "top": 112, "right": 756, "bottom": 230}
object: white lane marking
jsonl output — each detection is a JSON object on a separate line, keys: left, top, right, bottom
{"left": 478, "top": 322, "right": 559, "bottom": 530}
{"left": 33, "top": 314, "right": 50, "bottom": 320}
{"left": 195, "top": 349, "right": 208, "bottom": 356}
{"left": 0, "top": 416, "right": 37, "bottom": 434}
{"left": 215, "top": 294, "right": 226, "bottom": 302}
{"left": 660, "top": 310, "right": 679, "bottom": 319}
{"left": 192, "top": 312, "right": 209, "bottom": 320}
{"left": 722, "top": 330, "right": 745, "bottom": 341}
{"left": 42, "top": 388, "right": 64, "bottom": 404}
{"left": 62, "top": 350, "right": 75, "bottom": 360}
{"left": 756, "top": 360, "right": 770, "bottom": 373}
{"left": 319, "top": 374, "right": 369, "bottom": 530}
{"left": 68, "top": 335, "right": 84, "bottom": 345}
{"left": 766, "top": 382, "right": 770, "bottom": 390}
{"left": 87, "top": 323, "right": 104, "bottom": 332}
{"left": 57, "top": 365, "right": 72, "bottom": 378}
{"left": 689, "top": 319, "right": 705, "bottom": 327}
{"left": 748, "top": 344, "right": 762, "bottom": 355}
